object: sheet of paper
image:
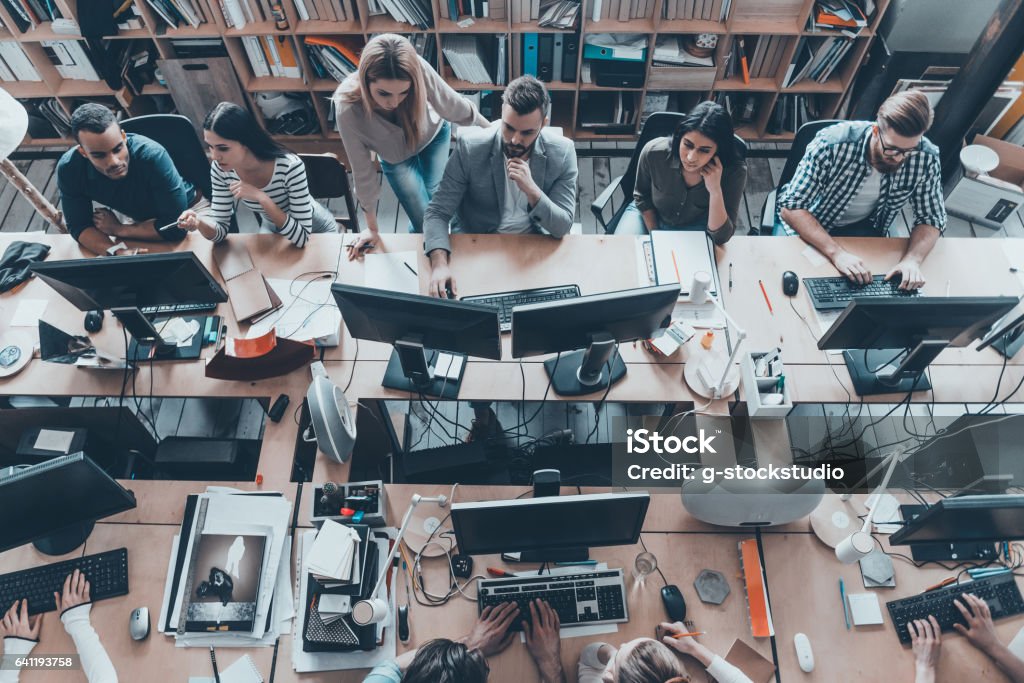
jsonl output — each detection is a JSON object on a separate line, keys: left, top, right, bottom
{"left": 865, "top": 492, "right": 902, "bottom": 534}
{"left": 435, "top": 352, "right": 464, "bottom": 380}
{"left": 188, "top": 654, "right": 264, "bottom": 683}
{"left": 802, "top": 244, "right": 828, "bottom": 267}
{"left": 11, "top": 299, "right": 47, "bottom": 327}
{"left": 364, "top": 251, "right": 419, "bottom": 294}
{"left": 1009, "top": 625, "right": 1024, "bottom": 659}
{"left": 1002, "top": 240, "right": 1024, "bottom": 289}
{"left": 650, "top": 232, "right": 717, "bottom": 296}
{"left": 248, "top": 278, "right": 341, "bottom": 345}
{"left": 33, "top": 428, "right": 75, "bottom": 453}
{"left": 848, "top": 592, "right": 884, "bottom": 626}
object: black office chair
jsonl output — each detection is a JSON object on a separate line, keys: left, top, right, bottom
{"left": 756, "top": 119, "right": 841, "bottom": 236}
{"left": 121, "top": 114, "right": 212, "bottom": 201}
{"left": 590, "top": 111, "right": 749, "bottom": 234}
{"left": 299, "top": 153, "right": 359, "bottom": 233}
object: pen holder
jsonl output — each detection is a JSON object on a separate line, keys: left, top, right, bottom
{"left": 311, "top": 479, "right": 387, "bottom": 528}
{"left": 741, "top": 349, "right": 792, "bottom": 418}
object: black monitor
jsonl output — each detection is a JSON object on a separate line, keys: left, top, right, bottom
{"left": 817, "top": 297, "right": 1018, "bottom": 396}
{"left": 977, "top": 307, "right": 1024, "bottom": 359}
{"left": 450, "top": 491, "right": 650, "bottom": 562}
{"left": 510, "top": 284, "right": 680, "bottom": 396}
{"left": 331, "top": 284, "right": 501, "bottom": 400}
{"left": 30, "top": 252, "right": 228, "bottom": 311}
{"left": 0, "top": 453, "right": 136, "bottom": 556}
{"left": 890, "top": 495, "right": 1024, "bottom": 546}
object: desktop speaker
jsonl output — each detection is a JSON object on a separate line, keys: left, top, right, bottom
{"left": 305, "top": 363, "right": 356, "bottom": 464}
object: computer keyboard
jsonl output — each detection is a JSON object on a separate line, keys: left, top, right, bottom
{"left": 886, "top": 572, "right": 1024, "bottom": 644}
{"left": 478, "top": 569, "right": 627, "bottom": 631}
{"left": 139, "top": 302, "right": 219, "bottom": 315}
{"left": 805, "top": 275, "right": 919, "bottom": 311}
{"left": 0, "top": 548, "right": 129, "bottom": 616}
{"left": 462, "top": 285, "right": 581, "bottom": 332}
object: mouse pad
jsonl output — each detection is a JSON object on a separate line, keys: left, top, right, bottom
{"left": 724, "top": 639, "right": 775, "bottom": 683}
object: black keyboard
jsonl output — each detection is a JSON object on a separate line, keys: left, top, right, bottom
{"left": 805, "top": 275, "right": 919, "bottom": 311}
{"left": 0, "top": 548, "right": 129, "bottom": 616}
{"left": 887, "top": 572, "right": 1024, "bottom": 644}
{"left": 478, "top": 569, "right": 627, "bottom": 631}
{"left": 139, "top": 302, "right": 218, "bottom": 315}
{"left": 462, "top": 285, "right": 581, "bottom": 332}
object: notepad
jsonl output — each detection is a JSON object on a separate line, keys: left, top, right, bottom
{"left": 848, "top": 592, "right": 884, "bottom": 626}
{"left": 188, "top": 654, "right": 263, "bottom": 683}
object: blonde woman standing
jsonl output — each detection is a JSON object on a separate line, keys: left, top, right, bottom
{"left": 335, "top": 33, "right": 490, "bottom": 256}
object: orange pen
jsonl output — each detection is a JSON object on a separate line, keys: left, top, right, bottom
{"left": 671, "top": 250, "right": 681, "bottom": 284}
{"left": 671, "top": 631, "right": 706, "bottom": 639}
{"left": 758, "top": 279, "right": 774, "bottom": 315}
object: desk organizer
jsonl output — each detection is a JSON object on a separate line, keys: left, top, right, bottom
{"left": 741, "top": 349, "right": 792, "bottom": 418}
{"left": 311, "top": 479, "right": 387, "bottom": 528}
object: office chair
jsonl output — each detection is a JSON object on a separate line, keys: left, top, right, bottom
{"left": 590, "top": 111, "right": 748, "bottom": 234}
{"left": 756, "top": 119, "right": 841, "bottom": 236}
{"left": 299, "top": 153, "right": 359, "bottom": 233}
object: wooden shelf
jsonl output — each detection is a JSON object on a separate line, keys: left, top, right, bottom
{"left": 161, "top": 24, "right": 226, "bottom": 38}
{"left": 293, "top": 20, "right": 362, "bottom": 34}
{"left": 56, "top": 80, "right": 112, "bottom": 97}
{"left": 248, "top": 76, "right": 307, "bottom": 91}
{"left": 364, "top": 16, "right": 431, "bottom": 32}
{"left": 714, "top": 77, "right": 779, "bottom": 92}
{"left": 102, "top": 29, "right": 153, "bottom": 39}
{"left": 224, "top": 21, "right": 283, "bottom": 36}
{"left": 2, "top": 81, "right": 52, "bottom": 98}
{"left": 729, "top": 17, "right": 801, "bottom": 34}
{"left": 579, "top": 83, "right": 645, "bottom": 92}
{"left": 18, "top": 24, "right": 84, "bottom": 42}
{"left": 781, "top": 79, "right": 844, "bottom": 94}
{"left": 311, "top": 79, "right": 342, "bottom": 92}
{"left": 24, "top": 136, "right": 72, "bottom": 146}
{"left": 656, "top": 19, "right": 728, "bottom": 33}
{"left": 509, "top": 23, "right": 580, "bottom": 33}
{"left": 586, "top": 18, "right": 656, "bottom": 33}
{"left": 439, "top": 17, "right": 509, "bottom": 32}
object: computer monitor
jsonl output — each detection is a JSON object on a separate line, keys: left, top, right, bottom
{"left": 977, "top": 307, "right": 1024, "bottom": 359}
{"left": 890, "top": 495, "right": 1024, "bottom": 546}
{"left": 510, "top": 284, "right": 680, "bottom": 396}
{"left": 30, "top": 252, "right": 228, "bottom": 311}
{"left": 331, "top": 284, "right": 501, "bottom": 400}
{"left": 0, "top": 453, "right": 137, "bottom": 556}
{"left": 450, "top": 491, "right": 650, "bottom": 562}
{"left": 817, "top": 297, "right": 1018, "bottom": 396}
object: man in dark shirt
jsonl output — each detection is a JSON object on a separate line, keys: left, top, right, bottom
{"left": 56, "top": 103, "right": 197, "bottom": 256}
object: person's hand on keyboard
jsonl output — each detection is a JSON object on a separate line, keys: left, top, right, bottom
{"left": 0, "top": 599, "right": 42, "bottom": 640}
{"left": 461, "top": 602, "right": 519, "bottom": 657}
{"left": 953, "top": 594, "right": 1000, "bottom": 654}
{"left": 831, "top": 249, "right": 872, "bottom": 285}
{"left": 523, "top": 600, "right": 566, "bottom": 683}
{"left": 54, "top": 569, "right": 90, "bottom": 613}
{"left": 909, "top": 615, "right": 941, "bottom": 683}
{"left": 886, "top": 259, "right": 925, "bottom": 291}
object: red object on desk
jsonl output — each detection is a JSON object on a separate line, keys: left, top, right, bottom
{"left": 758, "top": 279, "right": 774, "bottom": 315}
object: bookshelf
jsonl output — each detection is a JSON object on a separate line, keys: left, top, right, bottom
{"left": 1, "top": 0, "right": 888, "bottom": 151}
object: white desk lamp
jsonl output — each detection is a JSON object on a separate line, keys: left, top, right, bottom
{"left": 351, "top": 492, "right": 449, "bottom": 626}
{"left": 834, "top": 447, "right": 908, "bottom": 563}
{"left": 683, "top": 271, "right": 747, "bottom": 399}
{"left": 0, "top": 87, "right": 66, "bottom": 232}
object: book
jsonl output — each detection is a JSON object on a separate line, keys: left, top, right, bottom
{"left": 739, "top": 538, "right": 774, "bottom": 638}
{"left": 184, "top": 533, "right": 267, "bottom": 634}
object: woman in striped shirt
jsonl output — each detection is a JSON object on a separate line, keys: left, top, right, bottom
{"left": 178, "top": 102, "right": 336, "bottom": 247}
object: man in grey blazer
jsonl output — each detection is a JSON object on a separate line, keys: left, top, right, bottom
{"left": 423, "top": 75, "right": 578, "bottom": 297}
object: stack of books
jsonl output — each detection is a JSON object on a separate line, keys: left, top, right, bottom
{"left": 169, "top": 38, "right": 228, "bottom": 58}
{"left": 304, "top": 36, "right": 360, "bottom": 82}
{"left": 736, "top": 35, "right": 789, "bottom": 81}
{"left": 440, "top": 0, "right": 507, "bottom": 21}
{"left": 652, "top": 36, "right": 714, "bottom": 67}
{"left": 366, "top": 0, "right": 433, "bottom": 29}
{"left": 41, "top": 40, "right": 101, "bottom": 81}
{"left": 0, "top": 40, "right": 42, "bottom": 82}
{"left": 781, "top": 35, "right": 853, "bottom": 87}
{"left": 241, "top": 35, "right": 303, "bottom": 79}
{"left": 293, "top": 0, "right": 359, "bottom": 22}
{"left": 809, "top": 0, "right": 868, "bottom": 32}
{"left": 538, "top": 0, "right": 579, "bottom": 28}
{"left": 1, "top": 0, "right": 62, "bottom": 31}
{"left": 36, "top": 98, "right": 72, "bottom": 137}
{"left": 715, "top": 91, "right": 759, "bottom": 124}
{"left": 578, "top": 91, "right": 636, "bottom": 133}
{"left": 661, "top": 0, "right": 732, "bottom": 21}
{"left": 588, "top": 0, "right": 658, "bottom": 23}
{"left": 145, "top": 0, "right": 210, "bottom": 28}
{"left": 768, "top": 94, "right": 824, "bottom": 134}
{"left": 443, "top": 34, "right": 506, "bottom": 85}
{"left": 520, "top": 32, "right": 579, "bottom": 84}
{"left": 220, "top": 0, "right": 286, "bottom": 28}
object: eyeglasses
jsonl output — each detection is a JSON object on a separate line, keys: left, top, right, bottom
{"left": 874, "top": 126, "right": 920, "bottom": 158}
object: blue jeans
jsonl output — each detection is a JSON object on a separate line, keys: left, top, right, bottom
{"left": 613, "top": 201, "right": 705, "bottom": 234}
{"left": 379, "top": 120, "right": 451, "bottom": 234}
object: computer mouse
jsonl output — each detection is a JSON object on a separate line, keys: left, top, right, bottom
{"left": 398, "top": 604, "right": 410, "bottom": 643}
{"left": 84, "top": 309, "right": 103, "bottom": 333}
{"left": 794, "top": 632, "right": 814, "bottom": 672}
{"left": 660, "top": 584, "right": 686, "bottom": 622}
{"left": 782, "top": 271, "right": 800, "bottom": 297}
{"left": 129, "top": 606, "right": 149, "bottom": 641}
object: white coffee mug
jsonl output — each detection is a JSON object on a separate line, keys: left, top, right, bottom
{"left": 690, "top": 271, "right": 712, "bottom": 305}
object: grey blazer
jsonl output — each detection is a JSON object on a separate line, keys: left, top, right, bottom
{"left": 423, "top": 125, "right": 578, "bottom": 254}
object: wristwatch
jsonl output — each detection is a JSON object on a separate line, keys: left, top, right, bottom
{"left": 106, "top": 242, "right": 128, "bottom": 256}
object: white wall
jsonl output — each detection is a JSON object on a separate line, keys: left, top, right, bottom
{"left": 885, "top": 0, "right": 1001, "bottom": 53}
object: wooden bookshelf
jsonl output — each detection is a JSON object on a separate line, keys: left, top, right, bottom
{"left": 1, "top": 0, "right": 888, "bottom": 148}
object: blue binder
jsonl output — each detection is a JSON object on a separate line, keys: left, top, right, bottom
{"left": 523, "top": 33, "right": 539, "bottom": 76}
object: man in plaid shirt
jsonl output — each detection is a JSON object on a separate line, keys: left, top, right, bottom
{"left": 777, "top": 90, "right": 945, "bottom": 290}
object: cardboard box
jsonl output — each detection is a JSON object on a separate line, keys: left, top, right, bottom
{"left": 946, "top": 135, "right": 1024, "bottom": 230}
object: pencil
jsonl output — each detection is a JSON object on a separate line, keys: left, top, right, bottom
{"left": 671, "top": 631, "right": 705, "bottom": 639}
{"left": 671, "top": 250, "right": 681, "bottom": 284}
{"left": 758, "top": 279, "right": 774, "bottom": 315}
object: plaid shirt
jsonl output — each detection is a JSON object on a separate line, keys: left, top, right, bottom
{"left": 776, "top": 121, "right": 946, "bottom": 235}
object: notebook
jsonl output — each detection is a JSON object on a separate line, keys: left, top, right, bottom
{"left": 188, "top": 653, "right": 263, "bottom": 683}
{"left": 724, "top": 639, "right": 776, "bottom": 683}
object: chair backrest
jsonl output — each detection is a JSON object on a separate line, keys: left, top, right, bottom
{"left": 120, "top": 114, "right": 212, "bottom": 200}
{"left": 299, "top": 152, "right": 358, "bottom": 232}
{"left": 776, "top": 119, "right": 842, "bottom": 191}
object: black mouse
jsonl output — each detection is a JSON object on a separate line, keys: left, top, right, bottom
{"left": 782, "top": 270, "right": 800, "bottom": 297}
{"left": 660, "top": 584, "right": 686, "bottom": 622}
{"left": 84, "top": 309, "right": 103, "bottom": 333}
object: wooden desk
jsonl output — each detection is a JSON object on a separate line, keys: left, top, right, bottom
{"left": 763, "top": 532, "right": 1024, "bottom": 682}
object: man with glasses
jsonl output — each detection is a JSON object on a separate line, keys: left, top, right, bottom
{"left": 777, "top": 90, "right": 946, "bottom": 289}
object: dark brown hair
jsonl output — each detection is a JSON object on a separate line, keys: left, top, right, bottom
{"left": 403, "top": 639, "right": 489, "bottom": 683}
{"left": 877, "top": 90, "right": 933, "bottom": 137}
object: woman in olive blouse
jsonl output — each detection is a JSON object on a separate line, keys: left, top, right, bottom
{"left": 615, "top": 101, "right": 747, "bottom": 244}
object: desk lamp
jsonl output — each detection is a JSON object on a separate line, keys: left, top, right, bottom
{"left": 683, "top": 271, "right": 747, "bottom": 399}
{"left": 0, "top": 87, "right": 66, "bottom": 232}
{"left": 834, "top": 447, "right": 908, "bottom": 563}
{"left": 352, "top": 492, "right": 449, "bottom": 626}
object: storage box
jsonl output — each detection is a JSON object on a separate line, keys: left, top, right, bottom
{"left": 311, "top": 479, "right": 387, "bottom": 528}
{"left": 946, "top": 135, "right": 1024, "bottom": 230}
{"left": 740, "top": 350, "right": 792, "bottom": 418}
{"left": 647, "top": 66, "right": 717, "bottom": 90}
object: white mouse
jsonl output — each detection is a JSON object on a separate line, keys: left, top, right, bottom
{"left": 794, "top": 632, "right": 814, "bottom": 672}
{"left": 129, "top": 607, "right": 149, "bottom": 641}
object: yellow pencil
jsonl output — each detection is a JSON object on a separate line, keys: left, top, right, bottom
{"left": 671, "top": 631, "right": 705, "bottom": 639}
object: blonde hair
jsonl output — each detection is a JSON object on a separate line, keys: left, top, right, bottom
{"left": 334, "top": 34, "right": 428, "bottom": 149}
{"left": 617, "top": 640, "right": 689, "bottom": 683}
{"left": 877, "top": 90, "right": 933, "bottom": 138}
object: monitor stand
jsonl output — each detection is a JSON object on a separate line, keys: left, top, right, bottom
{"left": 33, "top": 521, "right": 94, "bottom": 556}
{"left": 122, "top": 313, "right": 211, "bottom": 362}
{"left": 991, "top": 323, "right": 1024, "bottom": 359}
{"left": 546, "top": 333, "right": 626, "bottom": 396}
{"left": 383, "top": 337, "right": 466, "bottom": 400}
{"left": 843, "top": 346, "right": 941, "bottom": 396}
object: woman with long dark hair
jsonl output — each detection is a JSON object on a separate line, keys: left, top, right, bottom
{"left": 178, "top": 102, "right": 335, "bottom": 247}
{"left": 615, "top": 101, "right": 747, "bottom": 244}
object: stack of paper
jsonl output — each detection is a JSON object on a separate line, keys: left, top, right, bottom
{"left": 317, "top": 595, "right": 352, "bottom": 624}
{"left": 157, "top": 488, "right": 294, "bottom": 648}
{"left": 306, "top": 521, "right": 361, "bottom": 587}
